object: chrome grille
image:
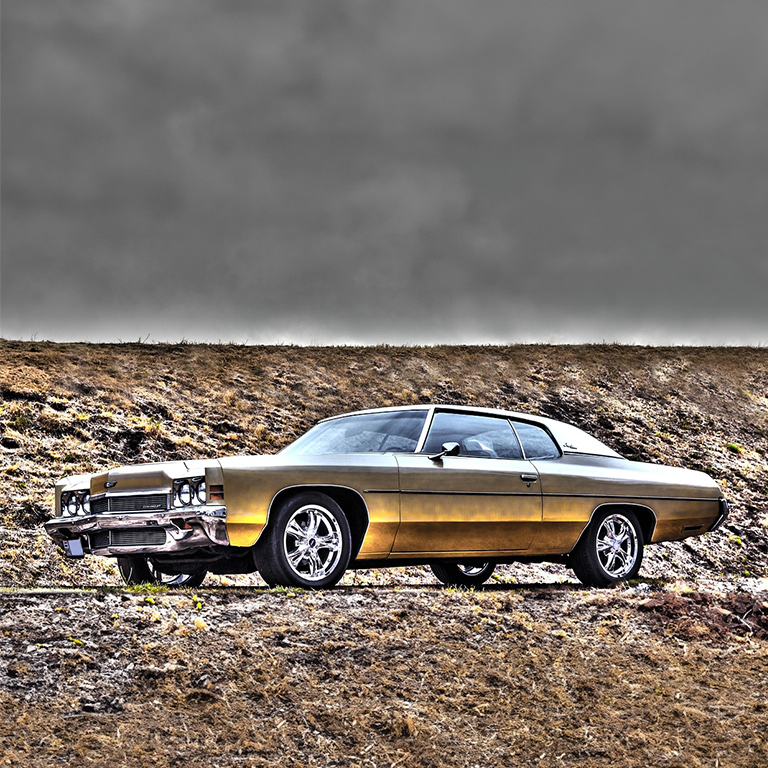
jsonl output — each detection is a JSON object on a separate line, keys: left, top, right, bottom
{"left": 90, "top": 529, "right": 167, "bottom": 549}
{"left": 90, "top": 494, "right": 171, "bottom": 515}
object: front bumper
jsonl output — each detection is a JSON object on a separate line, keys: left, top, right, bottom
{"left": 44, "top": 506, "right": 229, "bottom": 557}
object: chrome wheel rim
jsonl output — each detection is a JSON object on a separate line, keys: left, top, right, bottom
{"left": 457, "top": 563, "right": 491, "bottom": 577}
{"left": 284, "top": 504, "right": 343, "bottom": 582}
{"left": 595, "top": 514, "right": 638, "bottom": 578}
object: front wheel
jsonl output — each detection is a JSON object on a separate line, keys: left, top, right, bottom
{"left": 570, "top": 509, "right": 643, "bottom": 587}
{"left": 255, "top": 492, "right": 352, "bottom": 589}
{"left": 117, "top": 556, "right": 207, "bottom": 588}
{"left": 430, "top": 562, "right": 496, "bottom": 587}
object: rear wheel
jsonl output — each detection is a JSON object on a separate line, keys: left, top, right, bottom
{"left": 570, "top": 509, "right": 643, "bottom": 587}
{"left": 255, "top": 492, "right": 352, "bottom": 589}
{"left": 117, "top": 556, "right": 207, "bottom": 588}
{"left": 430, "top": 562, "right": 496, "bottom": 587}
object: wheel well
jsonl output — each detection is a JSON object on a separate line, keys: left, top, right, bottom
{"left": 590, "top": 503, "right": 656, "bottom": 546}
{"left": 267, "top": 486, "right": 370, "bottom": 559}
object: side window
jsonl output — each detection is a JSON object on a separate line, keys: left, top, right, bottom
{"left": 512, "top": 421, "right": 560, "bottom": 460}
{"left": 421, "top": 412, "right": 524, "bottom": 459}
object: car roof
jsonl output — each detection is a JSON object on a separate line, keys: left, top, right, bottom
{"left": 324, "top": 403, "right": 547, "bottom": 423}
{"left": 321, "top": 404, "right": 623, "bottom": 458}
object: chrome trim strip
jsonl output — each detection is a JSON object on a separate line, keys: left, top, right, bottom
{"left": 413, "top": 406, "right": 436, "bottom": 454}
{"left": 90, "top": 490, "right": 172, "bottom": 499}
{"left": 542, "top": 492, "right": 717, "bottom": 503}
{"left": 367, "top": 489, "right": 714, "bottom": 502}
{"left": 400, "top": 490, "right": 537, "bottom": 497}
{"left": 507, "top": 421, "right": 526, "bottom": 459}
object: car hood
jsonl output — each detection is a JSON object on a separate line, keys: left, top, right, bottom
{"left": 86, "top": 459, "right": 220, "bottom": 495}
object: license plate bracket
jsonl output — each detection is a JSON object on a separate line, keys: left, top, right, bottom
{"left": 63, "top": 538, "right": 84, "bottom": 558}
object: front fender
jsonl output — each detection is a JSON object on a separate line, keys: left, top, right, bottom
{"left": 219, "top": 454, "right": 400, "bottom": 555}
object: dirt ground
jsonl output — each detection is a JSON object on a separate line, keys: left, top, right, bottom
{"left": 1, "top": 582, "right": 767, "bottom": 768}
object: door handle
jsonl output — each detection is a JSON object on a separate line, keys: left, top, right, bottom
{"left": 520, "top": 474, "right": 538, "bottom": 485}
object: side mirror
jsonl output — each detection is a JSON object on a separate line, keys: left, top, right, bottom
{"left": 429, "top": 442, "right": 461, "bottom": 462}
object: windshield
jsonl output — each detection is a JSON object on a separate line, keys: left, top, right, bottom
{"left": 280, "top": 411, "right": 428, "bottom": 456}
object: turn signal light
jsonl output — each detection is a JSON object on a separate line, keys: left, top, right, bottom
{"left": 209, "top": 485, "right": 225, "bottom": 501}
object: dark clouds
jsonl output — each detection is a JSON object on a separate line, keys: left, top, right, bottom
{"left": 2, "top": 0, "right": 767, "bottom": 344}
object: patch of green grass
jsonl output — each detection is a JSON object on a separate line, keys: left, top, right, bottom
{"left": 269, "top": 585, "right": 305, "bottom": 596}
{"left": 124, "top": 583, "right": 169, "bottom": 594}
{"left": 726, "top": 443, "right": 745, "bottom": 454}
{"left": 444, "top": 585, "right": 477, "bottom": 594}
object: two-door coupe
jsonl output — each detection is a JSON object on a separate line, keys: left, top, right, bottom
{"left": 45, "top": 405, "right": 729, "bottom": 589}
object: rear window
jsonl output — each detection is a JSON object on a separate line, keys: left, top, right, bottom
{"left": 512, "top": 421, "right": 560, "bottom": 460}
{"left": 546, "top": 421, "right": 623, "bottom": 458}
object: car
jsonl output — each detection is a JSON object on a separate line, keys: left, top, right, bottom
{"left": 45, "top": 404, "right": 729, "bottom": 589}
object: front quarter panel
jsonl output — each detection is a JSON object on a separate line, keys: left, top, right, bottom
{"left": 219, "top": 453, "right": 401, "bottom": 554}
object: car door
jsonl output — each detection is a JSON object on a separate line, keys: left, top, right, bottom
{"left": 392, "top": 411, "right": 542, "bottom": 556}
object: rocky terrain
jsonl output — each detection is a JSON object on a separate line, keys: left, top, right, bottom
{"left": 1, "top": 341, "right": 767, "bottom": 766}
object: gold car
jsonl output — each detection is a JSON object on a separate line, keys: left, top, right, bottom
{"left": 45, "top": 405, "right": 728, "bottom": 589}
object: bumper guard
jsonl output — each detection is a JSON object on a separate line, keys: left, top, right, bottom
{"left": 708, "top": 498, "right": 730, "bottom": 533}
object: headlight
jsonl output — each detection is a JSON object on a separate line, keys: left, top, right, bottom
{"left": 62, "top": 491, "right": 89, "bottom": 516}
{"left": 178, "top": 481, "right": 192, "bottom": 506}
{"left": 173, "top": 477, "right": 206, "bottom": 507}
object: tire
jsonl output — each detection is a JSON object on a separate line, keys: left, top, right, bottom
{"left": 117, "top": 556, "right": 207, "bottom": 588}
{"left": 430, "top": 562, "right": 496, "bottom": 587}
{"left": 255, "top": 492, "right": 352, "bottom": 589}
{"left": 570, "top": 508, "right": 643, "bottom": 587}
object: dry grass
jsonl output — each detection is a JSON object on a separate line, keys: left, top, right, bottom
{"left": 1, "top": 586, "right": 767, "bottom": 768}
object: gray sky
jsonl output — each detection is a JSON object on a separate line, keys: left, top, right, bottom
{"left": 2, "top": 0, "right": 767, "bottom": 345}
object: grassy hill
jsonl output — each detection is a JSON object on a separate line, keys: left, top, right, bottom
{"left": 2, "top": 341, "right": 767, "bottom": 767}
{"left": 1, "top": 341, "right": 766, "bottom": 586}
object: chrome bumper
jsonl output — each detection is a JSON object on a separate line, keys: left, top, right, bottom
{"left": 708, "top": 497, "right": 730, "bottom": 533}
{"left": 44, "top": 506, "right": 229, "bottom": 557}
